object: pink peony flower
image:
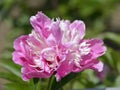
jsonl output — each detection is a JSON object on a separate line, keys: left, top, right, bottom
{"left": 12, "top": 12, "right": 106, "bottom": 81}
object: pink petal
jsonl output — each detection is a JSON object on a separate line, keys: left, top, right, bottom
{"left": 73, "top": 59, "right": 103, "bottom": 73}
{"left": 46, "top": 34, "right": 56, "bottom": 46}
{"left": 60, "top": 20, "right": 70, "bottom": 31}
{"left": 12, "top": 51, "right": 27, "bottom": 66}
{"left": 51, "top": 21, "right": 62, "bottom": 43}
{"left": 13, "top": 35, "right": 28, "bottom": 51}
{"left": 70, "top": 20, "right": 85, "bottom": 40}
{"left": 30, "top": 12, "right": 50, "bottom": 29}
{"left": 87, "top": 39, "right": 106, "bottom": 58}
{"left": 90, "top": 60, "right": 104, "bottom": 72}
{"left": 30, "top": 12, "right": 51, "bottom": 38}
{"left": 55, "top": 60, "right": 74, "bottom": 81}
{"left": 21, "top": 67, "right": 52, "bottom": 81}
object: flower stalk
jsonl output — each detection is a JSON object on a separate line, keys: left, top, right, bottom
{"left": 47, "top": 76, "right": 53, "bottom": 90}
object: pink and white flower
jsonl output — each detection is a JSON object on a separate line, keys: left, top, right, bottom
{"left": 12, "top": 12, "right": 106, "bottom": 81}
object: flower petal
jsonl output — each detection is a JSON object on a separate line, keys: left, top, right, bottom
{"left": 55, "top": 60, "right": 74, "bottom": 81}
{"left": 12, "top": 51, "right": 27, "bottom": 66}
{"left": 13, "top": 35, "right": 28, "bottom": 51}
{"left": 70, "top": 20, "right": 85, "bottom": 40}
{"left": 51, "top": 21, "right": 63, "bottom": 43}
{"left": 87, "top": 39, "right": 106, "bottom": 58}
{"left": 30, "top": 12, "right": 51, "bottom": 38}
{"left": 30, "top": 12, "right": 50, "bottom": 29}
{"left": 89, "top": 60, "right": 104, "bottom": 72}
{"left": 21, "top": 67, "right": 52, "bottom": 81}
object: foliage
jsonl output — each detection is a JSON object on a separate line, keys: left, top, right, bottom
{"left": 0, "top": 0, "right": 120, "bottom": 90}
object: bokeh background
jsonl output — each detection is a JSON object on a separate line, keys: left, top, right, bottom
{"left": 0, "top": 0, "right": 120, "bottom": 90}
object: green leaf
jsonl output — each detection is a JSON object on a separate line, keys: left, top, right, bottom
{"left": 116, "top": 61, "right": 120, "bottom": 74}
{"left": 4, "top": 79, "right": 34, "bottom": 90}
{"left": 104, "top": 50, "right": 114, "bottom": 68}
{"left": 101, "top": 32, "right": 120, "bottom": 45}
{"left": 0, "top": 60, "right": 21, "bottom": 78}
{"left": 110, "top": 49, "right": 120, "bottom": 72}
{"left": 0, "top": 72, "right": 36, "bottom": 87}
{"left": 36, "top": 80, "right": 41, "bottom": 90}
{"left": 102, "top": 48, "right": 120, "bottom": 73}
{"left": 0, "top": 72, "right": 23, "bottom": 83}
{"left": 5, "top": 82, "right": 34, "bottom": 90}
{"left": 115, "top": 75, "right": 120, "bottom": 86}
{"left": 50, "top": 73, "right": 78, "bottom": 90}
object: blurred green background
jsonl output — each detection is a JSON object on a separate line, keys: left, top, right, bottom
{"left": 0, "top": 0, "right": 120, "bottom": 90}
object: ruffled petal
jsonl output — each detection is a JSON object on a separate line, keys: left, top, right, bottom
{"left": 87, "top": 39, "right": 106, "bottom": 58}
{"left": 70, "top": 20, "right": 85, "bottom": 40}
{"left": 30, "top": 12, "right": 51, "bottom": 38}
{"left": 55, "top": 60, "right": 74, "bottom": 81}
{"left": 73, "top": 59, "right": 103, "bottom": 73}
{"left": 22, "top": 67, "right": 52, "bottom": 81}
{"left": 13, "top": 35, "right": 28, "bottom": 51}
{"left": 12, "top": 51, "right": 27, "bottom": 66}
{"left": 30, "top": 12, "right": 50, "bottom": 29}
{"left": 90, "top": 60, "right": 104, "bottom": 72}
{"left": 46, "top": 34, "right": 56, "bottom": 46}
{"left": 51, "top": 21, "right": 62, "bottom": 43}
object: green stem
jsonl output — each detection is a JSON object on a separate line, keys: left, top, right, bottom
{"left": 47, "top": 76, "right": 53, "bottom": 90}
{"left": 33, "top": 78, "right": 40, "bottom": 90}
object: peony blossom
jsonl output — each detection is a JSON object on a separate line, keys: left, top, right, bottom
{"left": 12, "top": 12, "right": 106, "bottom": 81}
